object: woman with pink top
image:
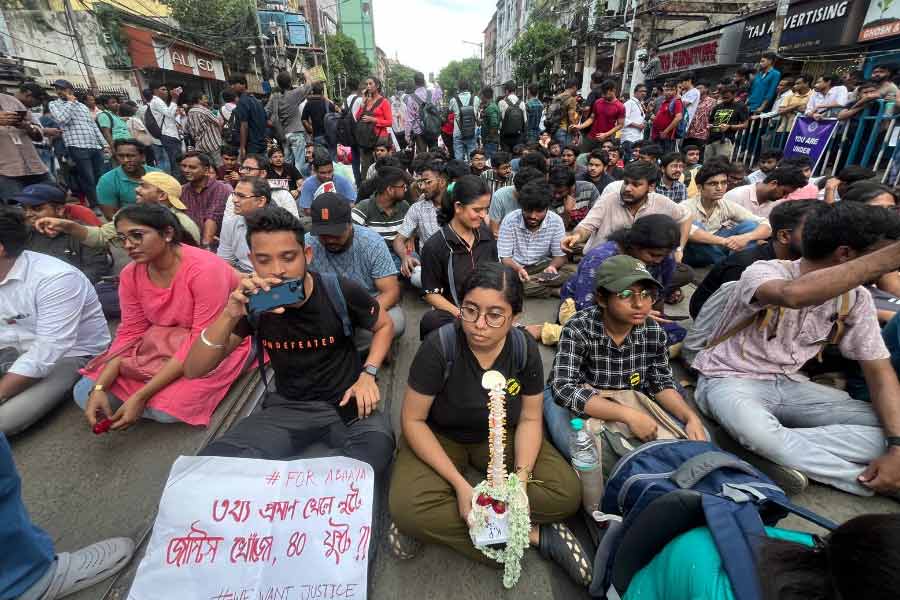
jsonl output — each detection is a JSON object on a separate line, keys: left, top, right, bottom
{"left": 74, "top": 204, "right": 252, "bottom": 430}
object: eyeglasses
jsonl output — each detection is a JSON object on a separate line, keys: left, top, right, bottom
{"left": 238, "top": 165, "right": 261, "bottom": 173}
{"left": 233, "top": 191, "right": 260, "bottom": 200}
{"left": 460, "top": 305, "right": 508, "bottom": 328}
{"left": 615, "top": 289, "right": 658, "bottom": 302}
{"left": 110, "top": 230, "right": 147, "bottom": 248}
{"left": 390, "top": 182, "right": 409, "bottom": 191}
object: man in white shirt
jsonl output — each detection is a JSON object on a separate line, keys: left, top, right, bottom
{"left": 678, "top": 72, "right": 701, "bottom": 130}
{"left": 807, "top": 74, "right": 849, "bottom": 120}
{"left": 0, "top": 208, "right": 110, "bottom": 434}
{"left": 345, "top": 79, "right": 365, "bottom": 183}
{"left": 621, "top": 84, "right": 647, "bottom": 163}
{"left": 148, "top": 82, "right": 183, "bottom": 176}
{"left": 218, "top": 176, "right": 270, "bottom": 273}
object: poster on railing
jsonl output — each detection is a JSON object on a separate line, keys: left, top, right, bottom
{"left": 128, "top": 455, "right": 374, "bottom": 600}
{"left": 783, "top": 117, "right": 839, "bottom": 172}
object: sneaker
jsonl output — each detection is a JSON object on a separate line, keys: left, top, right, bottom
{"left": 386, "top": 520, "right": 419, "bottom": 560}
{"left": 716, "top": 434, "right": 809, "bottom": 496}
{"left": 42, "top": 537, "right": 134, "bottom": 599}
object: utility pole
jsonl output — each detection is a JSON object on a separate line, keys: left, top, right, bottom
{"left": 768, "top": 0, "right": 790, "bottom": 52}
{"left": 62, "top": 0, "right": 97, "bottom": 90}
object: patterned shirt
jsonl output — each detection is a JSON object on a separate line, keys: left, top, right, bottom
{"left": 693, "top": 259, "right": 889, "bottom": 380}
{"left": 656, "top": 179, "right": 688, "bottom": 203}
{"left": 186, "top": 106, "right": 222, "bottom": 155}
{"left": 397, "top": 196, "right": 441, "bottom": 245}
{"left": 685, "top": 95, "right": 716, "bottom": 141}
{"left": 551, "top": 308, "right": 676, "bottom": 415}
{"left": 497, "top": 209, "right": 566, "bottom": 266}
{"left": 351, "top": 197, "right": 410, "bottom": 244}
{"left": 404, "top": 86, "right": 443, "bottom": 137}
{"left": 552, "top": 180, "right": 600, "bottom": 229}
{"left": 48, "top": 99, "right": 106, "bottom": 149}
{"left": 180, "top": 177, "right": 231, "bottom": 231}
{"left": 0, "top": 94, "right": 48, "bottom": 178}
{"left": 305, "top": 224, "right": 398, "bottom": 296}
{"left": 481, "top": 169, "right": 512, "bottom": 195}
{"left": 560, "top": 241, "right": 675, "bottom": 310}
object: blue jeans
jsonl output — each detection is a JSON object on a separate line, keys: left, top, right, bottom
{"left": 73, "top": 376, "right": 179, "bottom": 423}
{"left": 482, "top": 142, "right": 498, "bottom": 161}
{"left": 553, "top": 129, "right": 572, "bottom": 147}
{"left": 0, "top": 433, "right": 55, "bottom": 598}
{"left": 160, "top": 135, "right": 182, "bottom": 177}
{"left": 284, "top": 131, "right": 307, "bottom": 175}
{"left": 151, "top": 144, "right": 170, "bottom": 174}
{"left": 452, "top": 132, "right": 477, "bottom": 163}
{"left": 543, "top": 387, "right": 574, "bottom": 462}
{"left": 68, "top": 146, "right": 106, "bottom": 207}
{"left": 683, "top": 219, "right": 759, "bottom": 268}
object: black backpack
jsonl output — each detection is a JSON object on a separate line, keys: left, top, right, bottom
{"left": 354, "top": 97, "right": 385, "bottom": 150}
{"left": 222, "top": 107, "right": 238, "bottom": 146}
{"left": 143, "top": 104, "right": 165, "bottom": 140}
{"left": 336, "top": 94, "right": 358, "bottom": 147}
{"left": 413, "top": 90, "right": 443, "bottom": 139}
{"left": 454, "top": 94, "right": 477, "bottom": 139}
{"left": 500, "top": 98, "right": 526, "bottom": 137}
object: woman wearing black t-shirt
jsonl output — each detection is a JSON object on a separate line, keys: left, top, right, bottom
{"left": 419, "top": 175, "right": 498, "bottom": 339}
{"left": 388, "top": 263, "right": 590, "bottom": 586}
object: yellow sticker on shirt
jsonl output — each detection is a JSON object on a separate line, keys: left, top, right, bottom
{"left": 629, "top": 372, "right": 641, "bottom": 387}
{"left": 505, "top": 378, "right": 521, "bottom": 396}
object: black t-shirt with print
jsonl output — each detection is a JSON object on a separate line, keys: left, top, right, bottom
{"left": 267, "top": 163, "right": 302, "bottom": 192}
{"left": 235, "top": 272, "right": 378, "bottom": 403}
{"left": 408, "top": 323, "right": 544, "bottom": 444}
{"left": 707, "top": 100, "right": 750, "bottom": 142}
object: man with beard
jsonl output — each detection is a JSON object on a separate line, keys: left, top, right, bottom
{"left": 690, "top": 200, "right": 815, "bottom": 318}
{"left": 871, "top": 64, "right": 899, "bottom": 106}
{"left": 655, "top": 152, "right": 687, "bottom": 203}
{"left": 561, "top": 160, "right": 691, "bottom": 256}
{"left": 578, "top": 149, "right": 614, "bottom": 195}
{"left": 95, "top": 139, "right": 162, "bottom": 220}
{"left": 180, "top": 151, "right": 231, "bottom": 248}
{"left": 683, "top": 161, "right": 771, "bottom": 268}
{"left": 393, "top": 159, "right": 446, "bottom": 287}
{"left": 352, "top": 166, "right": 411, "bottom": 271}
{"left": 724, "top": 165, "right": 806, "bottom": 218}
{"left": 306, "top": 192, "right": 405, "bottom": 349}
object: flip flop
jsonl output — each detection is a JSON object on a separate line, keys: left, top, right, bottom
{"left": 41, "top": 537, "right": 134, "bottom": 599}
{"left": 538, "top": 522, "right": 593, "bottom": 587}
{"left": 387, "top": 521, "right": 420, "bottom": 560}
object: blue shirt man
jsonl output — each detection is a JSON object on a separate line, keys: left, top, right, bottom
{"left": 747, "top": 53, "right": 781, "bottom": 113}
{"left": 299, "top": 156, "right": 357, "bottom": 213}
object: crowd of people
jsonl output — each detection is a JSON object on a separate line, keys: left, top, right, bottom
{"left": 3, "top": 58, "right": 900, "bottom": 600}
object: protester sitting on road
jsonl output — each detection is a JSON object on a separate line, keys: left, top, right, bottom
{"left": 561, "top": 161, "right": 691, "bottom": 255}
{"left": 217, "top": 145, "right": 240, "bottom": 186}
{"left": 218, "top": 176, "right": 270, "bottom": 274}
{"left": 723, "top": 165, "right": 806, "bottom": 218}
{"left": 393, "top": 160, "right": 447, "bottom": 287}
{"left": 778, "top": 156, "right": 819, "bottom": 200}
{"left": 186, "top": 206, "right": 394, "bottom": 473}
{"left": 420, "top": 175, "right": 497, "bottom": 339}
{"left": 683, "top": 161, "right": 772, "bottom": 268}
{"left": 546, "top": 255, "right": 707, "bottom": 462}
{"left": 638, "top": 143, "right": 663, "bottom": 164}
{"left": 306, "top": 192, "right": 406, "bottom": 350}
{"left": 578, "top": 149, "right": 615, "bottom": 195}
{"left": 224, "top": 153, "right": 299, "bottom": 220}
{"left": 480, "top": 150, "right": 512, "bottom": 195}
{"left": 34, "top": 171, "right": 201, "bottom": 249}
{"left": 299, "top": 149, "right": 357, "bottom": 215}
{"left": 488, "top": 166, "right": 545, "bottom": 238}
{"left": 558, "top": 144, "right": 587, "bottom": 179}
{"left": 179, "top": 151, "right": 231, "bottom": 248}
{"left": 75, "top": 204, "right": 252, "bottom": 430}
{"left": 746, "top": 150, "right": 782, "bottom": 184}
{"left": 0, "top": 433, "right": 135, "bottom": 599}
{"left": 16, "top": 183, "right": 112, "bottom": 284}
{"left": 365, "top": 138, "right": 394, "bottom": 181}
{"left": 0, "top": 208, "right": 110, "bottom": 436}
{"left": 266, "top": 146, "right": 302, "bottom": 197}
{"left": 389, "top": 263, "right": 590, "bottom": 586}
{"left": 693, "top": 201, "right": 900, "bottom": 497}
{"left": 818, "top": 165, "right": 875, "bottom": 203}
{"left": 352, "top": 166, "right": 411, "bottom": 272}
{"left": 95, "top": 139, "right": 162, "bottom": 220}
{"left": 498, "top": 181, "right": 571, "bottom": 298}
{"left": 549, "top": 165, "right": 600, "bottom": 231}
{"left": 655, "top": 152, "right": 687, "bottom": 203}
{"left": 624, "top": 513, "right": 900, "bottom": 600}
{"left": 690, "top": 200, "right": 815, "bottom": 319}
{"left": 469, "top": 148, "right": 489, "bottom": 176}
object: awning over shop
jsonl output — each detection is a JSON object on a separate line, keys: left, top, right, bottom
{"left": 121, "top": 25, "right": 226, "bottom": 81}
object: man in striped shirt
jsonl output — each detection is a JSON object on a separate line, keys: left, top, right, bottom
{"left": 480, "top": 150, "right": 512, "bottom": 194}
{"left": 351, "top": 166, "right": 410, "bottom": 272}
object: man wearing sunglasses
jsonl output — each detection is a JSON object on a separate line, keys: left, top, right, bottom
{"left": 545, "top": 255, "right": 707, "bottom": 459}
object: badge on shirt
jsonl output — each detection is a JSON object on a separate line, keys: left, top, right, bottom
{"left": 505, "top": 377, "right": 521, "bottom": 396}
{"left": 629, "top": 372, "right": 641, "bottom": 387}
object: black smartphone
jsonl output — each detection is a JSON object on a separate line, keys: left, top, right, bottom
{"left": 248, "top": 278, "right": 305, "bottom": 314}
{"left": 337, "top": 400, "right": 359, "bottom": 426}
{"left": 664, "top": 315, "right": 690, "bottom": 321}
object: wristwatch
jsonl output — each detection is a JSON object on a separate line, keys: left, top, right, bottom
{"left": 362, "top": 363, "right": 378, "bottom": 379}
{"left": 886, "top": 436, "right": 900, "bottom": 448}
{"left": 93, "top": 383, "right": 105, "bottom": 393}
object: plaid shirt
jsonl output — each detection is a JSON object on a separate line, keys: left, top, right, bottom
{"left": 49, "top": 99, "right": 106, "bottom": 149}
{"left": 481, "top": 169, "right": 511, "bottom": 195}
{"left": 550, "top": 307, "right": 675, "bottom": 415}
{"left": 656, "top": 179, "right": 688, "bottom": 203}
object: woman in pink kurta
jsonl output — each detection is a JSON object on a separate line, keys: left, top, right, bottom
{"left": 75, "top": 203, "right": 252, "bottom": 429}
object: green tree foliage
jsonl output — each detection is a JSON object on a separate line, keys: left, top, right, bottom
{"left": 159, "top": 0, "right": 258, "bottom": 71}
{"left": 437, "top": 58, "right": 482, "bottom": 98}
{"left": 325, "top": 32, "right": 371, "bottom": 96}
{"left": 384, "top": 62, "right": 418, "bottom": 96}
{"left": 509, "top": 20, "right": 569, "bottom": 84}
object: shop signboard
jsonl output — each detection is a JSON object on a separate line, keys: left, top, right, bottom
{"left": 658, "top": 40, "right": 719, "bottom": 74}
{"left": 739, "top": 0, "right": 868, "bottom": 60}
{"left": 859, "top": 0, "right": 900, "bottom": 42}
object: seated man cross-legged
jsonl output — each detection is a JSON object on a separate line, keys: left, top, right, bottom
{"left": 693, "top": 202, "right": 900, "bottom": 497}
{"left": 185, "top": 206, "right": 395, "bottom": 476}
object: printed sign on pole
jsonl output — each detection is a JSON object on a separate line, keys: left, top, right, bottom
{"left": 128, "top": 456, "right": 374, "bottom": 600}
{"left": 782, "top": 116, "right": 839, "bottom": 172}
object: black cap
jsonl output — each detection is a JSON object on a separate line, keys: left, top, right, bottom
{"left": 310, "top": 192, "right": 352, "bottom": 236}
{"left": 52, "top": 79, "right": 73, "bottom": 89}
{"left": 12, "top": 184, "right": 66, "bottom": 206}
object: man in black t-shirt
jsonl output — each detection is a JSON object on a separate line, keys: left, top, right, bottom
{"left": 228, "top": 75, "right": 268, "bottom": 158}
{"left": 704, "top": 85, "right": 749, "bottom": 162}
{"left": 185, "top": 206, "right": 395, "bottom": 475}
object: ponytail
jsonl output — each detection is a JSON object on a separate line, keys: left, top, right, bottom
{"left": 437, "top": 174, "right": 490, "bottom": 226}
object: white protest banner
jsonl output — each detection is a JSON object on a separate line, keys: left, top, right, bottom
{"left": 128, "top": 456, "right": 373, "bottom": 600}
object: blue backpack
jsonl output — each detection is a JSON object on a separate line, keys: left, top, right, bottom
{"left": 668, "top": 98, "right": 689, "bottom": 139}
{"left": 592, "top": 440, "right": 837, "bottom": 600}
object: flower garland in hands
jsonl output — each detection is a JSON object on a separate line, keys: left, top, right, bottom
{"left": 467, "top": 370, "right": 531, "bottom": 588}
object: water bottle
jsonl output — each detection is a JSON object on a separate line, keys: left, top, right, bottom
{"left": 569, "top": 418, "right": 604, "bottom": 513}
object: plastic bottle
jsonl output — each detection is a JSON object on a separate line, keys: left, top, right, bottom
{"left": 569, "top": 418, "right": 604, "bottom": 513}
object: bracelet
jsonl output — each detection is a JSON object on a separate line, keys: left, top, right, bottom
{"left": 199, "top": 328, "right": 226, "bottom": 349}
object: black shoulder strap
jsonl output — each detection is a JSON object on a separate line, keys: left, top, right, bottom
{"left": 438, "top": 322, "right": 457, "bottom": 385}
{"left": 247, "top": 312, "right": 269, "bottom": 392}
{"left": 439, "top": 229, "right": 459, "bottom": 307}
{"left": 319, "top": 272, "right": 353, "bottom": 337}
{"left": 510, "top": 327, "right": 528, "bottom": 374}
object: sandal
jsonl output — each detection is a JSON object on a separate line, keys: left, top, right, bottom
{"left": 538, "top": 522, "right": 593, "bottom": 587}
{"left": 387, "top": 520, "right": 420, "bottom": 560}
{"left": 665, "top": 288, "right": 684, "bottom": 305}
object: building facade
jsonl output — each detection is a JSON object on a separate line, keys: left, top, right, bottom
{"left": 338, "top": 0, "right": 376, "bottom": 67}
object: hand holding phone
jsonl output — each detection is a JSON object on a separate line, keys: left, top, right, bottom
{"left": 247, "top": 278, "right": 305, "bottom": 315}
